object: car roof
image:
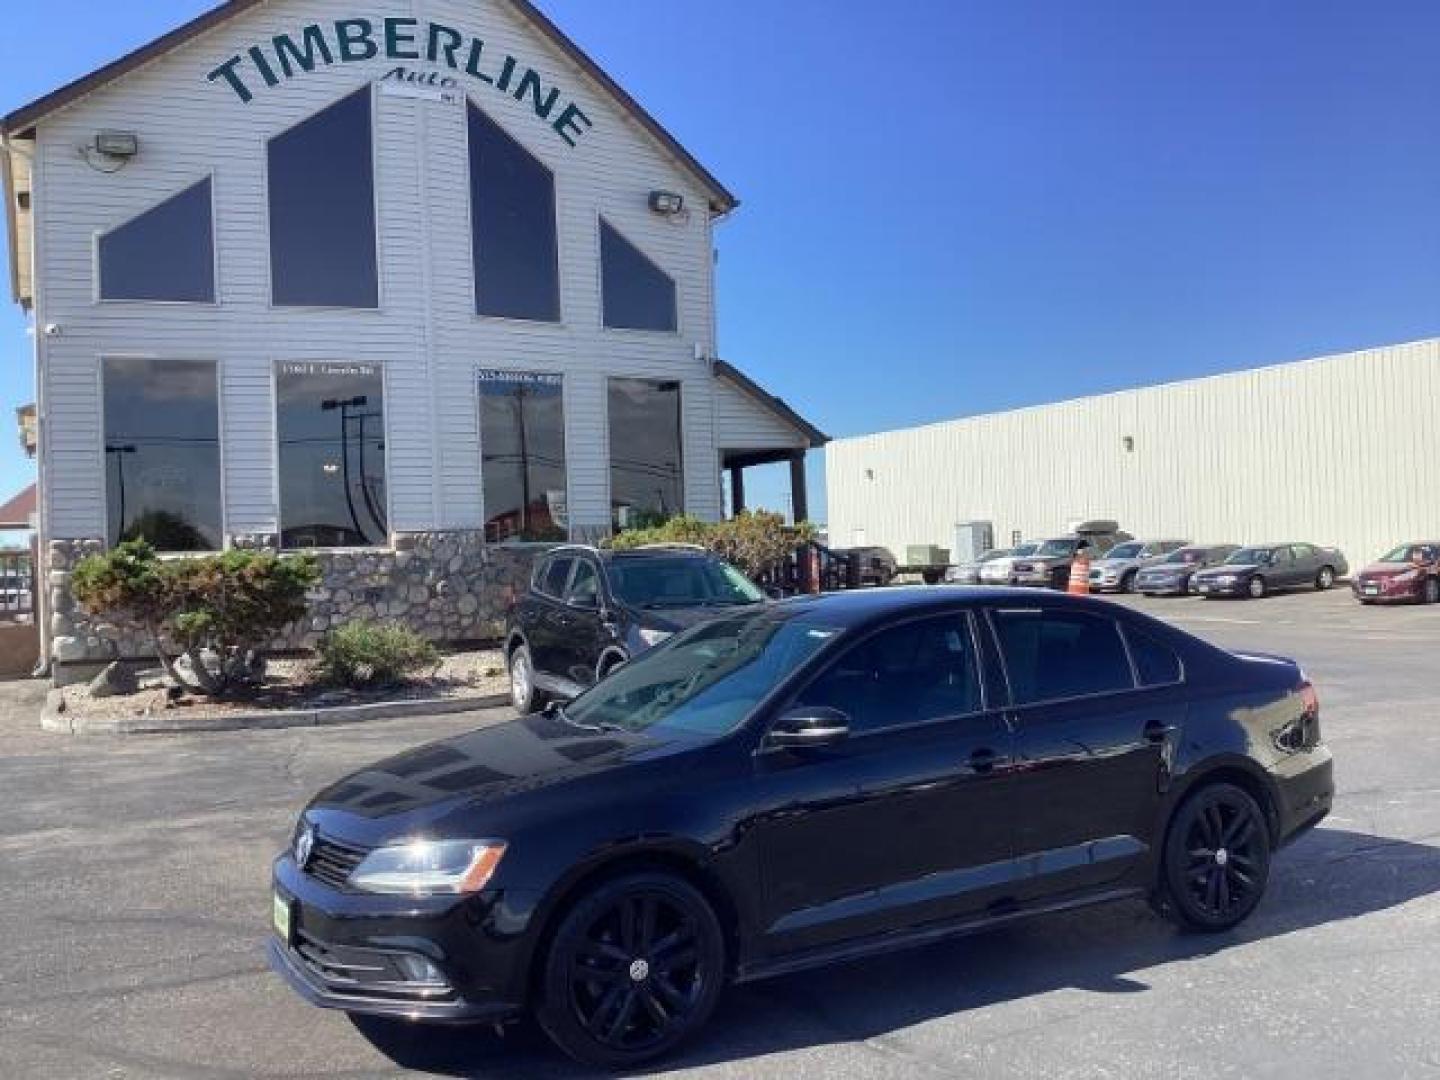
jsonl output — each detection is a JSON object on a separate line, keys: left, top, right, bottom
{"left": 539, "top": 544, "right": 715, "bottom": 562}
{"left": 771, "top": 585, "right": 1123, "bottom": 629}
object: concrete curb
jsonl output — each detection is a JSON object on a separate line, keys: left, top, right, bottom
{"left": 41, "top": 689, "right": 511, "bottom": 736}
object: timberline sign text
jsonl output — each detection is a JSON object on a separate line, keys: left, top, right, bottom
{"left": 206, "top": 16, "right": 594, "bottom": 147}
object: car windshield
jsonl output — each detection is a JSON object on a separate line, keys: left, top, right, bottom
{"left": 1228, "top": 547, "right": 1274, "bottom": 565}
{"left": 1036, "top": 538, "right": 1078, "bottom": 557}
{"left": 563, "top": 610, "right": 841, "bottom": 737}
{"left": 608, "top": 555, "right": 765, "bottom": 608}
{"left": 1380, "top": 544, "right": 1438, "bottom": 564}
{"left": 1108, "top": 542, "right": 1144, "bottom": 559}
{"left": 1172, "top": 547, "right": 1207, "bottom": 564}
{"left": 1011, "top": 543, "right": 1039, "bottom": 557}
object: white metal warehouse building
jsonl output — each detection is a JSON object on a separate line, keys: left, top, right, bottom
{"left": 826, "top": 338, "right": 1440, "bottom": 569}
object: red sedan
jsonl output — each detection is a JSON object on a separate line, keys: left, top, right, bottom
{"left": 1353, "top": 543, "right": 1440, "bottom": 604}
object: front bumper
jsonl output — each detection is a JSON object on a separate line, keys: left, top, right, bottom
{"left": 1194, "top": 578, "right": 1246, "bottom": 597}
{"left": 1137, "top": 577, "right": 1187, "bottom": 595}
{"left": 1352, "top": 578, "right": 1422, "bottom": 603}
{"left": 267, "top": 854, "right": 533, "bottom": 1022}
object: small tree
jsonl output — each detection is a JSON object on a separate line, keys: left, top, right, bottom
{"left": 608, "top": 511, "right": 817, "bottom": 581}
{"left": 71, "top": 541, "right": 319, "bottom": 696}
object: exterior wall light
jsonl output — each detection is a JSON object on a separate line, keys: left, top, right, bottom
{"left": 1122, "top": 436, "right": 1136, "bottom": 453}
{"left": 94, "top": 131, "right": 140, "bottom": 158}
{"left": 648, "top": 190, "right": 685, "bottom": 215}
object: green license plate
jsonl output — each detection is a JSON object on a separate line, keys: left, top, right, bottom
{"left": 273, "top": 891, "right": 293, "bottom": 943}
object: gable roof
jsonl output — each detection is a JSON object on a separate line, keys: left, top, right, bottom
{"left": 714, "top": 359, "right": 829, "bottom": 448}
{"left": 0, "top": 482, "right": 37, "bottom": 529}
{"left": 0, "top": 0, "right": 737, "bottom": 213}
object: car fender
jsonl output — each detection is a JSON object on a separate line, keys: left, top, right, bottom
{"left": 595, "top": 646, "right": 630, "bottom": 680}
{"left": 1156, "top": 751, "right": 1284, "bottom": 850}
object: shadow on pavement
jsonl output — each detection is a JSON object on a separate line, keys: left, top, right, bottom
{"left": 352, "top": 826, "right": 1440, "bottom": 1077}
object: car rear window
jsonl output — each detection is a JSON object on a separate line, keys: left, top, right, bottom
{"left": 993, "top": 609, "right": 1135, "bottom": 704}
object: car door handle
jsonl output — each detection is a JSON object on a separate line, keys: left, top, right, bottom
{"left": 968, "top": 747, "right": 1006, "bottom": 774}
{"left": 1144, "top": 720, "right": 1177, "bottom": 744}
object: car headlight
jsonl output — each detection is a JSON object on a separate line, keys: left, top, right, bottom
{"left": 637, "top": 627, "right": 672, "bottom": 647}
{"left": 348, "top": 839, "right": 507, "bottom": 896}
{"left": 1393, "top": 569, "right": 1419, "bottom": 583}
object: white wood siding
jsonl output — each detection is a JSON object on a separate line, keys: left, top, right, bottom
{"left": 713, "top": 378, "right": 809, "bottom": 452}
{"left": 31, "top": 0, "right": 728, "bottom": 540}
{"left": 827, "top": 339, "right": 1440, "bottom": 567}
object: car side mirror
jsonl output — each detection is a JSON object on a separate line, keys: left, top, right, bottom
{"left": 766, "top": 707, "right": 850, "bottom": 751}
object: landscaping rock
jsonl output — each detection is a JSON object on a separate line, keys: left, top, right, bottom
{"left": 88, "top": 661, "right": 139, "bottom": 699}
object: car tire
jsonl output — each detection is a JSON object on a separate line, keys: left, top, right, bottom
{"left": 1247, "top": 576, "right": 1267, "bottom": 600}
{"left": 536, "top": 872, "right": 726, "bottom": 1069}
{"left": 1157, "top": 782, "right": 1271, "bottom": 933}
{"left": 1423, "top": 578, "right": 1440, "bottom": 605}
{"left": 1120, "top": 570, "right": 1137, "bottom": 594}
{"left": 1315, "top": 566, "right": 1336, "bottom": 591}
{"left": 509, "top": 644, "right": 546, "bottom": 714}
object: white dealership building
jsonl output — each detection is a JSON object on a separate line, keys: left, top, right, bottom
{"left": 2, "top": 0, "right": 825, "bottom": 677}
{"left": 827, "top": 338, "right": 1440, "bottom": 569}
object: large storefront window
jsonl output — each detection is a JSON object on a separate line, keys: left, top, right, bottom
{"left": 480, "top": 371, "right": 567, "bottom": 542}
{"left": 469, "top": 104, "right": 560, "bottom": 322}
{"left": 600, "top": 219, "right": 677, "bottom": 332}
{"left": 102, "top": 357, "right": 222, "bottom": 551}
{"left": 276, "top": 362, "right": 387, "bottom": 548}
{"left": 608, "top": 378, "right": 683, "bottom": 529}
{"left": 268, "top": 88, "right": 378, "bottom": 308}
{"left": 98, "top": 178, "right": 215, "bottom": 303}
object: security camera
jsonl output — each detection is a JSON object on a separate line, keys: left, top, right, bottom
{"left": 43, "top": 323, "right": 61, "bottom": 337}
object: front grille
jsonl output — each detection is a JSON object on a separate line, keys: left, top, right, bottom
{"left": 304, "top": 834, "right": 369, "bottom": 890}
{"left": 294, "top": 929, "right": 455, "bottom": 1003}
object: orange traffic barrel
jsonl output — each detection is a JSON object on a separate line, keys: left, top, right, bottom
{"left": 1068, "top": 551, "right": 1091, "bottom": 596}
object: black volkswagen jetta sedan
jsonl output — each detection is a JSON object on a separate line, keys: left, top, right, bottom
{"left": 269, "top": 588, "right": 1333, "bottom": 1068}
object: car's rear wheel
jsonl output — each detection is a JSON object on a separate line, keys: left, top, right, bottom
{"left": 1247, "top": 576, "right": 1267, "bottom": 599}
{"left": 1315, "top": 566, "right": 1336, "bottom": 591}
{"left": 536, "top": 872, "right": 725, "bottom": 1068}
{"left": 509, "top": 644, "right": 545, "bottom": 714}
{"left": 1158, "top": 782, "right": 1271, "bottom": 932}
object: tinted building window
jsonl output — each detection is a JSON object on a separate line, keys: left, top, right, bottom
{"left": 102, "top": 357, "right": 222, "bottom": 551}
{"left": 469, "top": 105, "right": 560, "bottom": 321}
{"left": 608, "top": 378, "right": 682, "bottom": 529}
{"left": 1126, "top": 627, "right": 1183, "bottom": 687}
{"left": 797, "top": 615, "right": 982, "bottom": 735}
{"left": 269, "top": 88, "right": 378, "bottom": 308}
{"left": 600, "top": 218, "right": 677, "bottom": 331}
{"left": 480, "top": 370, "right": 567, "bottom": 542}
{"left": 993, "top": 609, "right": 1135, "bottom": 704}
{"left": 98, "top": 178, "right": 215, "bottom": 303}
{"left": 276, "top": 362, "right": 387, "bottom": 548}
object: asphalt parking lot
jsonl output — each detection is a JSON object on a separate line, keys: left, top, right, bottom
{"left": 1, "top": 588, "right": 1437, "bottom": 1079}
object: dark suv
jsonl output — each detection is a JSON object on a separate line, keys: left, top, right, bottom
{"left": 504, "top": 545, "right": 765, "bottom": 711}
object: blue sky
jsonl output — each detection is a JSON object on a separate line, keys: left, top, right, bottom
{"left": 2, "top": 0, "right": 1438, "bottom": 525}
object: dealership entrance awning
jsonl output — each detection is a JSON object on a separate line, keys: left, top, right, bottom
{"left": 713, "top": 361, "right": 828, "bottom": 523}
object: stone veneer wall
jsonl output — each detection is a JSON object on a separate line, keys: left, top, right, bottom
{"left": 46, "top": 532, "right": 555, "bottom": 678}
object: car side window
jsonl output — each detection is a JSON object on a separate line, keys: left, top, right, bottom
{"left": 567, "top": 560, "right": 601, "bottom": 608}
{"left": 1124, "top": 626, "right": 1183, "bottom": 687}
{"left": 539, "top": 556, "right": 573, "bottom": 599}
{"left": 1292, "top": 544, "right": 1314, "bottom": 561}
{"left": 992, "top": 609, "right": 1135, "bottom": 705}
{"left": 793, "top": 614, "right": 982, "bottom": 736}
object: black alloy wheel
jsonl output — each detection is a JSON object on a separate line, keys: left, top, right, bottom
{"left": 537, "top": 873, "right": 725, "bottom": 1067}
{"left": 1160, "top": 783, "right": 1271, "bottom": 932}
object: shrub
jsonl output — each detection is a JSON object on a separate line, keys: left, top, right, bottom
{"left": 608, "top": 511, "right": 818, "bottom": 581}
{"left": 71, "top": 540, "right": 319, "bottom": 696}
{"left": 317, "top": 621, "right": 440, "bottom": 689}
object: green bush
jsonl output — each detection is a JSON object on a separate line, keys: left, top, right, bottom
{"left": 71, "top": 540, "right": 319, "bottom": 696}
{"left": 317, "top": 621, "right": 440, "bottom": 689}
{"left": 607, "top": 511, "right": 817, "bottom": 581}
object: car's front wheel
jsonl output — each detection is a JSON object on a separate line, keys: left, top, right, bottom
{"left": 1315, "top": 566, "right": 1336, "bottom": 591}
{"left": 536, "top": 872, "right": 726, "bottom": 1068}
{"left": 1423, "top": 577, "right": 1440, "bottom": 605}
{"left": 1158, "top": 782, "right": 1271, "bottom": 932}
{"left": 508, "top": 644, "right": 545, "bottom": 714}
{"left": 1247, "top": 576, "right": 1267, "bottom": 599}
{"left": 1120, "top": 570, "right": 1138, "bottom": 594}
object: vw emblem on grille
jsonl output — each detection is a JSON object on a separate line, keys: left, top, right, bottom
{"left": 295, "top": 824, "right": 316, "bottom": 869}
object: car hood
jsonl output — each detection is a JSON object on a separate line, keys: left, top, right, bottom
{"left": 1091, "top": 557, "right": 1138, "bottom": 571}
{"left": 304, "top": 712, "right": 692, "bottom": 842}
{"left": 1139, "top": 562, "right": 1189, "bottom": 574}
{"left": 1359, "top": 561, "right": 1420, "bottom": 576}
{"left": 632, "top": 603, "right": 757, "bottom": 633}
{"left": 1197, "top": 563, "right": 1261, "bottom": 576}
